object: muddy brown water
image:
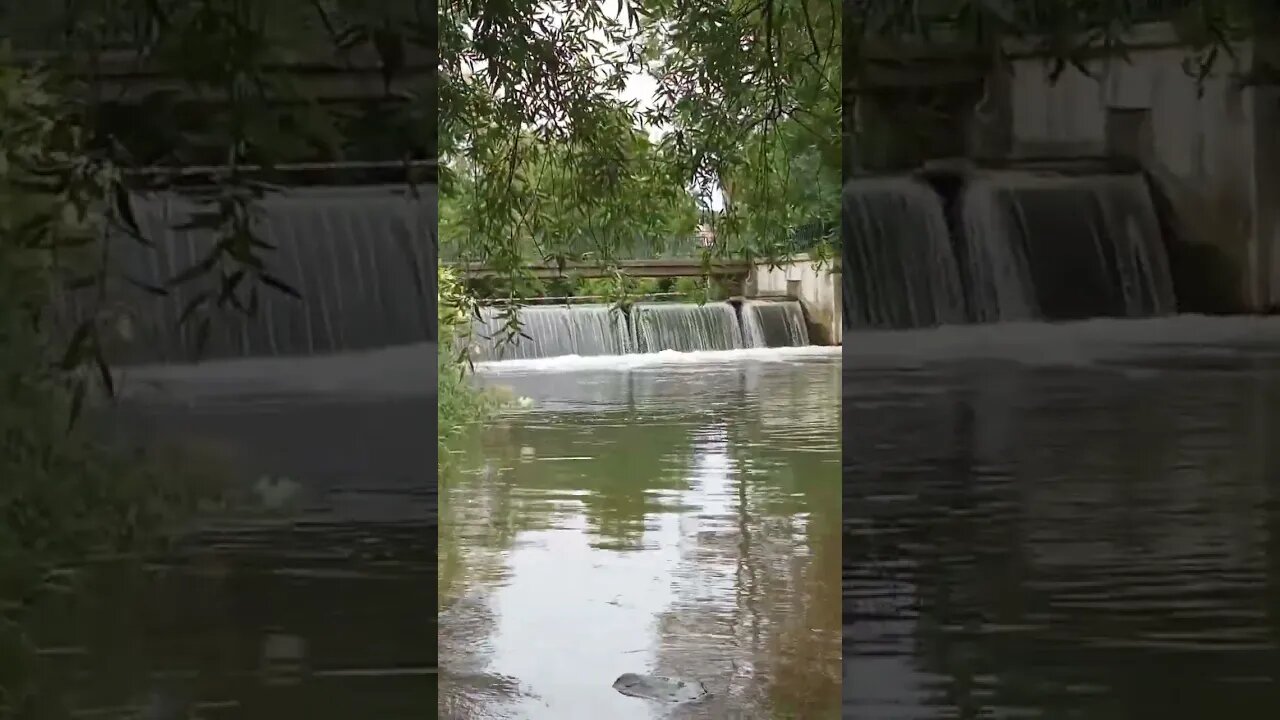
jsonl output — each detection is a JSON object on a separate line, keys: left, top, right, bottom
{"left": 14, "top": 344, "right": 438, "bottom": 719}
{"left": 845, "top": 317, "right": 1280, "bottom": 719}
{"left": 440, "top": 348, "right": 842, "bottom": 719}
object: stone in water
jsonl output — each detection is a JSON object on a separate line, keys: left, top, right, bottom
{"left": 612, "top": 673, "right": 710, "bottom": 704}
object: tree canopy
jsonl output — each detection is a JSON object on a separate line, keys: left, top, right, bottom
{"left": 440, "top": 0, "right": 841, "bottom": 276}
{"left": 1, "top": 0, "right": 840, "bottom": 344}
{"left": 850, "top": 0, "right": 1280, "bottom": 86}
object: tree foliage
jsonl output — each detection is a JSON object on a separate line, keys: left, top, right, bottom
{"left": 850, "top": 0, "right": 1280, "bottom": 88}
{"left": 845, "top": 0, "right": 1280, "bottom": 172}
{"left": 440, "top": 0, "right": 841, "bottom": 281}
{"left": 0, "top": 0, "right": 843, "bottom": 359}
{"left": 0, "top": 65, "right": 234, "bottom": 716}
{"left": 441, "top": 127, "right": 701, "bottom": 265}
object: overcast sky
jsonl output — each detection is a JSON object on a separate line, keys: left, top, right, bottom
{"left": 590, "top": 2, "right": 725, "bottom": 211}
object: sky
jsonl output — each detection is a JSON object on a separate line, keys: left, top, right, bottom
{"left": 590, "top": 2, "right": 726, "bottom": 211}
{"left": 455, "top": 3, "right": 725, "bottom": 212}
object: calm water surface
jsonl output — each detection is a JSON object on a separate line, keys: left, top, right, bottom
{"left": 845, "top": 317, "right": 1280, "bottom": 719}
{"left": 14, "top": 344, "right": 438, "bottom": 719}
{"left": 440, "top": 348, "right": 842, "bottom": 719}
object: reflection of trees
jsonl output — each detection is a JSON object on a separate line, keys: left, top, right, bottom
{"left": 847, "top": 363, "right": 1280, "bottom": 717}
{"left": 438, "top": 406, "right": 708, "bottom": 701}
{"left": 465, "top": 413, "right": 702, "bottom": 548}
{"left": 440, "top": 359, "right": 843, "bottom": 717}
{"left": 650, "top": 386, "right": 841, "bottom": 717}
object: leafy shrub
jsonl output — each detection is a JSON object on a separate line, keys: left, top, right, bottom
{"left": 437, "top": 265, "right": 494, "bottom": 455}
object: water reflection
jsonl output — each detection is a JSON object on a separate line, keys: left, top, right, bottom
{"left": 441, "top": 351, "right": 841, "bottom": 718}
{"left": 844, "top": 318, "right": 1280, "bottom": 719}
{"left": 14, "top": 349, "right": 437, "bottom": 719}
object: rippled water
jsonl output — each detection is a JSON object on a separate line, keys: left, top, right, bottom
{"left": 15, "top": 344, "right": 437, "bottom": 719}
{"left": 844, "top": 316, "right": 1280, "bottom": 719}
{"left": 441, "top": 348, "right": 842, "bottom": 719}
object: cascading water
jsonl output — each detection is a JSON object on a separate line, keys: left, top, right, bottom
{"left": 843, "top": 177, "right": 968, "bottom": 329}
{"left": 93, "top": 186, "right": 435, "bottom": 363}
{"left": 470, "top": 304, "right": 634, "bottom": 361}
{"left": 632, "top": 302, "right": 746, "bottom": 353}
{"left": 960, "top": 172, "right": 1176, "bottom": 321}
{"left": 741, "top": 299, "right": 810, "bottom": 347}
{"left": 472, "top": 299, "right": 821, "bottom": 361}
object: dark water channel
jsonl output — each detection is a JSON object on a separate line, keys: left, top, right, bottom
{"left": 441, "top": 349, "right": 842, "bottom": 719}
{"left": 844, "top": 316, "right": 1280, "bottom": 719}
{"left": 18, "top": 345, "right": 438, "bottom": 719}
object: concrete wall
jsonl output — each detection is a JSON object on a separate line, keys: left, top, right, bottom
{"left": 1003, "top": 24, "right": 1277, "bottom": 307}
{"left": 747, "top": 257, "right": 842, "bottom": 345}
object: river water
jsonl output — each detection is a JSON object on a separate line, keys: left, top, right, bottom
{"left": 440, "top": 348, "right": 842, "bottom": 719}
{"left": 13, "top": 344, "right": 438, "bottom": 719}
{"left": 845, "top": 316, "right": 1280, "bottom": 719}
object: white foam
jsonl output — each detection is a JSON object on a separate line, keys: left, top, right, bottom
{"left": 843, "top": 315, "right": 1280, "bottom": 369}
{"left": 474, "top": 345, "right": 841, "bottom": 375}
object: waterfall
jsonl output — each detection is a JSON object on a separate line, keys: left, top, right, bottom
{"left": 632, "top": 302, "right": 746, "bottom": 353}
{"left": 742, "top": 300, "right": 810, "bottom": 347}
{"left": 470, "top": 304, "right": 633, "bottom": 361}
{"left": 841, "top": 169, "right": 1178, "bottom": 330}
{"left": 843, "top": 177, "right": 967, "bottom": 329}
{"left": 472, "top": 299, "right": 820, "bottom": 361}
{"left": 98, "top": 186, "right": 435, "bottom": 363}
{"left": 956, "top": 177, "right": 1038, "bottom": 322}
{"left": 960, "top": 171, "right": 1176, "bottom": 321}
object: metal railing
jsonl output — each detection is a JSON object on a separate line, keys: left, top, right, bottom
{"left": 439, "top": 220, "right": 833, "bottom": 264}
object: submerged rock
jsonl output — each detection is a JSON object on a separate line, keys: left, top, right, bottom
{"left": 612, "top": 673, "right": 710, "bottom": 704}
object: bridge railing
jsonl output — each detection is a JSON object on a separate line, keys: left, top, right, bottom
{"left": 440, "top": 220, "right": 833, "bottom": 265}
{"left": 439, "top": 233, "right": 709, "bottom": 263}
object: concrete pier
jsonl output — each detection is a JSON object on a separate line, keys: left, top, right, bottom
{"left": 747, "top": 256, "right": 842, "bottom": 345}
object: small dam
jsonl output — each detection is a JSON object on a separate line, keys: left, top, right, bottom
{"left": 843, "top": 164, "right": 1179, "bottom": 329}
{"left": 469, "top": 299, "right": 813, "bottom": 362}
{"left": 74, "top": 184, "right": 436, "bottom": 365}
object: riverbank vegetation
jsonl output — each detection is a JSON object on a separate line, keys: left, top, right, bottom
{"left": 439, "top": 0, "right": 841, "bottom": 260}
{"left": 0, "top": 63, "right": 234, "bottom": 715}
{"left": 438, "top": 265, "right": 498, "bottom": 455}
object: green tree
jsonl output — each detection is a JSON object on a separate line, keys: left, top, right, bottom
{"left": 2, "top": 0, "right": 844, "bottom": 451}
{"left": 441, "top": 0, "right": 841, "bottom": 271}
{"left": 440, "top": 128, "right": 701, "bottom": 266}
{"left": 0, "top": 62, "right": 235, "bottom": 717}
{"left": 849, "top": 1, "right": 1280, "bottom": 103}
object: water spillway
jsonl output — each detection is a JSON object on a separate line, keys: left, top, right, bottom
{"left": 471, "top": 304, "right": 634, "bottom": 361}
{"left": 471, "top": 299, "right": 815, "bottom": 361}
{"left": 960, "top": 171, "right": 1176, "bottom": 321}
{"left": 842, "top": 177, "right": 968, "bottom": 329}
{"left": 94, "top": 185, "right": 436, "bottom": 364}
{"left": 631, "top": 302, "right": 746, "bottom": 353}
{"left": 843, "top": 169, "right": 1177, "bottom": 330}
{"left": 741, "top": 299, "right": 811, "bottom": 347}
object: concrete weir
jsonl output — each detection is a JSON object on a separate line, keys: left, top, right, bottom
{"left": 746, "top": 256, "right": 843, "bottom": 345}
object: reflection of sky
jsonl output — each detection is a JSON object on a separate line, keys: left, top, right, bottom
{"left": 450, "top": 356, "right": 840, "bottom": 718}
{"left": 486, "top": 425, "right": 738, "bottom": 719}
{"left": 488, "top": 513, "right": 679, "bottom": 720}
{"left": 845, "top": 564, "right": 938, "bottom": 720}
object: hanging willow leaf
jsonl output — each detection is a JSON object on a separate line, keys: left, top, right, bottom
{"left": 66, "top": 380, "right": 88, "bottom": 432}
{"left": 122, "top": 275, "right": 169, "bottom": 296}
{"left": 258, "top": 272, "right": 302, "bottom": 299}
{"left": 112, "top": 182, "right": 142, "bottom": 238}
{"left": 167, "top": 255, "right": 220, "bottom": 288}
{"left": 178, "top": 290, "right": 212, "bottom": 326}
